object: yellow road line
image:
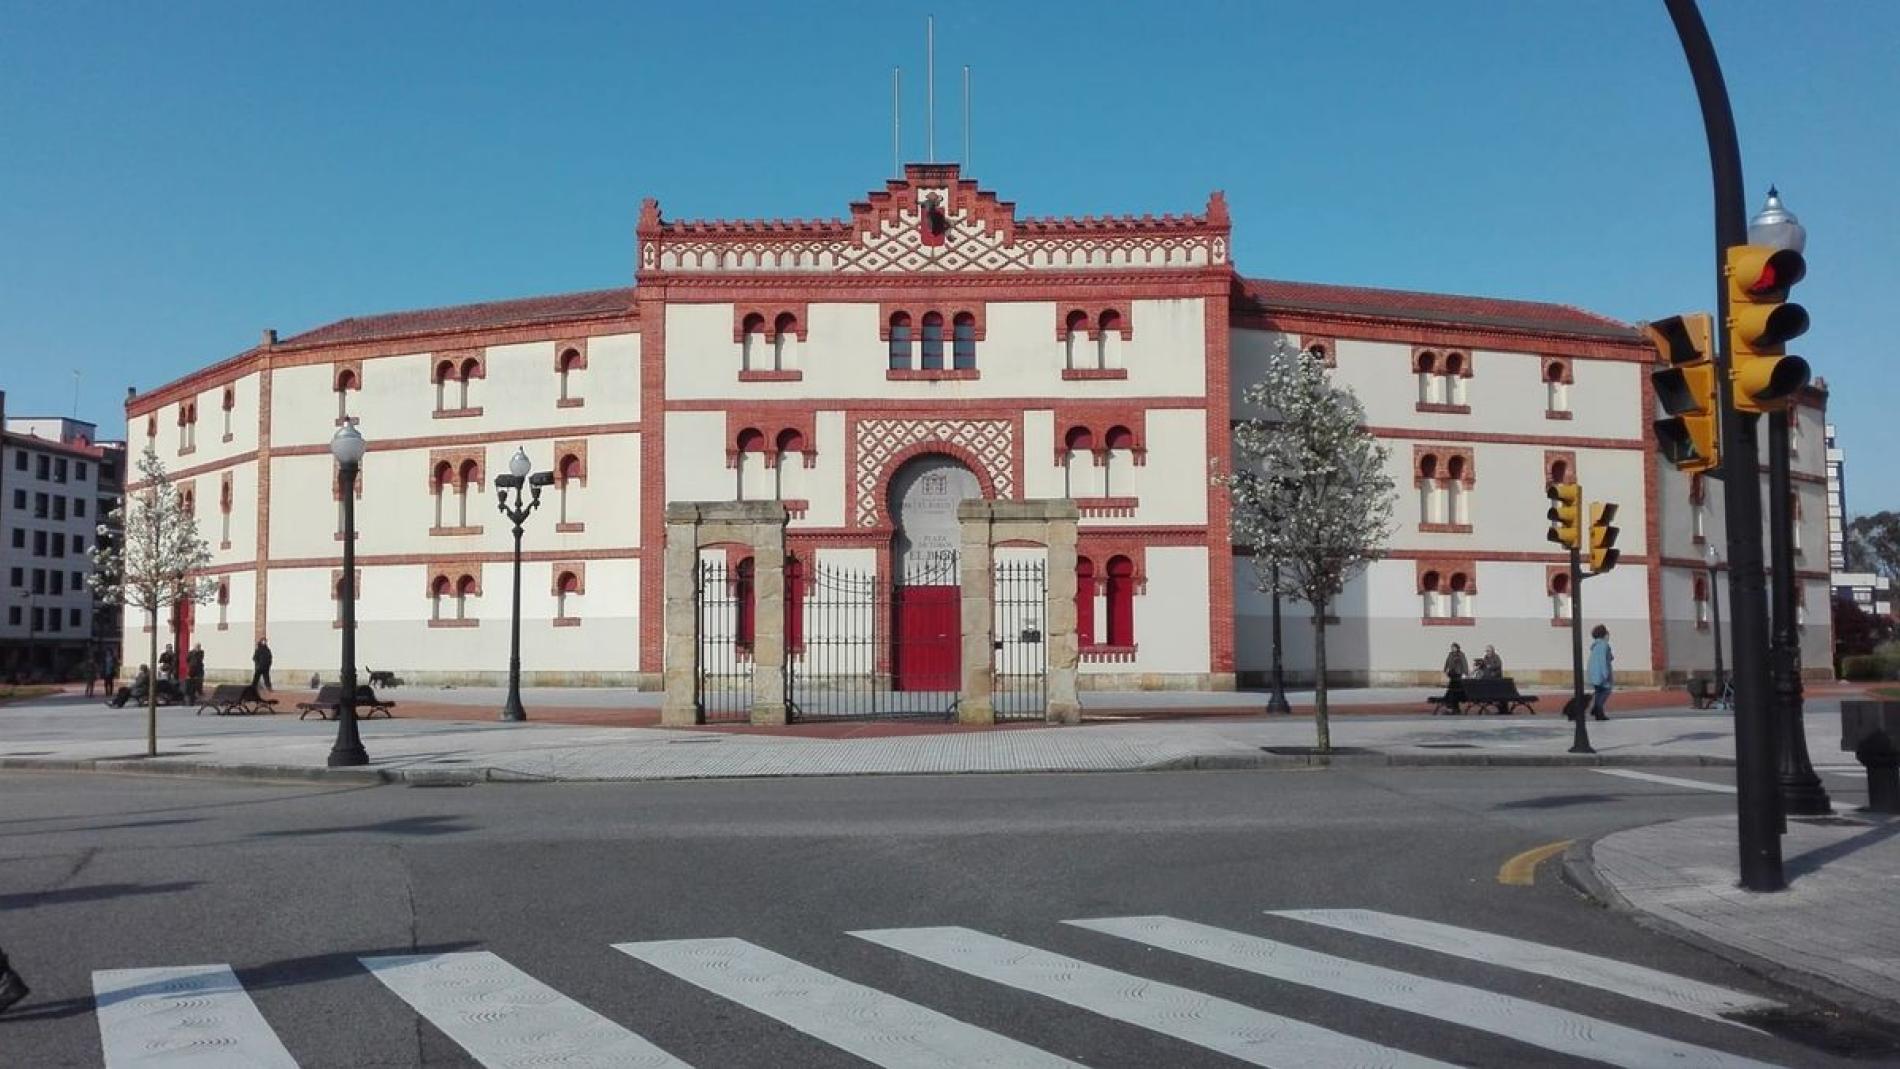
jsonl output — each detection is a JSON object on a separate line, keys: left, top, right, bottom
{"left": 1498, "top": 839, "right": 1574, "bottom": 886}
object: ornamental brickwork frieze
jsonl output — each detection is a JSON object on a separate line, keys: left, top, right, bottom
{"left": 637, "top": 164, "right": 1230, "bottom": 278}
{"left": 853, "top": 417, "right": 1014, "bottom": 526}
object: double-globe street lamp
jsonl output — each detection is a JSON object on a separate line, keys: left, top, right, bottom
{"left": 327, "top": 422, "right": 369, "bottom": 767}
{"left": 496, "top": 447, "right": 554, "bottom": 723}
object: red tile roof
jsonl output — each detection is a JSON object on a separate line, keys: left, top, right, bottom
{"left": 278, "top": 287, "right": 637, "bottom": 349}
{"left": 1236, "top": 277, "right": 1640, "bottom": 341}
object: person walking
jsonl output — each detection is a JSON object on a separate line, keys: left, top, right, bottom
{"left": 1586, "top": 624, "right": 1615, "bottom": 721}
{"left": 1442, "top": 643, "right": 1469, "bottom": 684}
{"left": 186, "top": 644, "right": 206, "bottom": 702}
{"left": 102, "top": 646, "right": 118, "bottom": 697}
{"left": 251, "top": 637, "right": 273, "bottom": 693}
{"left": 85, "top": 644, "right": 103, "bottom": 697}
{"left": 0, "top": 943, "right": 28, "bottom": 1014}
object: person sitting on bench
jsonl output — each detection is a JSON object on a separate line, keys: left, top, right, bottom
{"left": 109, "top": 665, "right": 152, "bottom": 708}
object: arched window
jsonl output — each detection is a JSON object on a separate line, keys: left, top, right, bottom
{"left": 431, "top": 575, "right": 451, "bottom": 621}
{"left": 1104, "top": 425, "right": 1137, "bottom": 497}
{"left": 335, "top": 368, "right": 356, "bottom": 422}
{"left": 1549, "top": 459, "right": 1570, "bottom": 488}
{"left": 1421, "top": 569, "right": 1443, "bottom": 619}
{"left": 219, "top": 478, "right": 233, "bottom": 546}
{"left": 1063, "top": 427, "right": 1097, "bottom": 498}
{"left": 435, "top": 360, "right": 455, "bottom": 411}
{"left": 888, "top": 313, "right": 913, "bottom": 370}
{"left": 734, "top": 557, "right": 756, "bottom": 651}
{"left": 1545, "top": 360, "right": 1569, "bottom": 413}
{"left": 1693, "top": 574, "right": 1710, "bottom": 627}
{"left": 557, "top": 453, "right": 583, "bottom": 524}
{"left": 1105, "top": 556, "right": 1136, "bottom": 647}
{"left": 431, "top": 461, "right": 453, "bottom": 527}
{"left": 1416, "top": 351, "right": 1439, "bottom": 405}
{"left": 952, "top": 312, "right": 976, "bottom": 370}
{"left": 773, "top": 312, "right": 798, "bottom": 371}
{"left": 1064, "top": 310, "right": 1089, "bottom": 369}
{"left": 556, "top": 569, "right": 580, "bottom": 622}
{"left": 784, "top": 554, "right": 805, "bottom": 653}
{"left": 1448, "top": 572, "right": 1471, "bottom": 619}
{"left": 734, "top": 429, "right": 767, "bottom": 501}
{"left": 920, "top": 312, "right": 945, "bottom": 370}
{"left": 1075, "top": 556, "right": 1097, "bottom": 649}
{"left": 217, "top": 580, "right": 230, "bottom": 629}
{"left": 458, "top": 358, "right": 480, "bottom": 409}
{"left": 222, "top": 385, "right": 236, "bottom": 440}
{"left": 1445, "top": 455, "right": 1468, "bottom": 526}
{"left": 740, "top": 313, "right": 766, "bottom": 371}
{"left": 455, "top": 574, "right": 478, "bottom": 620}
{"left": 456, "top": 459, "right": 479, "bottom": 526}
{"left": 1417, "top": 453, "right": 1440, "bottom": 525}
{"left": 775, "top": 429, "right": 806, "bottom": 500}
{"left": 1550, "top": 571, "right": 1572, "bottom": 622}
{"left": 558, "top": 348, "right": 583, "bottom": 401}
{"left": 1443, "top": 352, "right": 1467, "bottom": 405}
{"left": 1096, "top": 309, "right": 1123, "bottom": 369}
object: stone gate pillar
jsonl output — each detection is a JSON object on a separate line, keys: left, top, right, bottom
{"left": 661, "top": 501, "right": 789, "bottom": 727}
{"left": 956, "top": 500, "right": 1082, "bottom": 725}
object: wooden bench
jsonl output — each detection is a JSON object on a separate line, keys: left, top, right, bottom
{"left": 1429, "top": 677, "right": 1539, "bottom": 716}
{"left": 197, "top": 684, "right": 279, "bottom": 716}
{"left": 297, "top": 684, "right": 397, "bottom": 721}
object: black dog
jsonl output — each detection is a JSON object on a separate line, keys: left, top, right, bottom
{"left": 367, "top": 668, "right": 403, "bottom": 689}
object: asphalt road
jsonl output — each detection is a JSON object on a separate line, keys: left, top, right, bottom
{"left": 0, "top": 765, "right": 1892, "bottom": 1068}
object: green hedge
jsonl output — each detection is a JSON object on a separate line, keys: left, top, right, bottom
{"left": 1841, "top": 654, "right": 1900, "bottom": 681}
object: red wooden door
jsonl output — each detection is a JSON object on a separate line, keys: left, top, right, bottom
{"left": 893, "top": 586, "right": 960, "bottom": 691}
{"left": 173, "top": 599, "right": 193, "bottom": 659}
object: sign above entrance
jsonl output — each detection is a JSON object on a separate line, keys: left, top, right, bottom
{"left": 891, "top": 456, "right": 979, "bottom": 579}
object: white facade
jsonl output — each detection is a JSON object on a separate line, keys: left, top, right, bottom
{"left": 2, "top": 414, "right": 115, "bottom": 676}
{"left": 119, "top": 165, "right": 1832, "bottom": 688}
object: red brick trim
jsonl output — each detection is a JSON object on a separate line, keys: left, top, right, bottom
{"left": 1412, "top": 345, "right": 1473, "bottom": 377}
{"left": 555, "top": 522, "right": 585, "bottom": 534}
{"left": 1054, "top": 407, "right": 1149, "bottom": 467}
{"left": 733, "top": 303, "right": 811, "bottom": 342}
{"left": 333, "top": 359, "right": 363, "bottom": 393}
{"left": 1413, "top": 445, "right": 1475, "bottom": 486}
{"left": 424, "top": 561, "right": 484, "bottom": 598}
{"left": 675, "top": 395, "right": 1204, "bottom": 414}
{"left": 1640, "top": 363, "right": 1666, "bottom": 675}
{"left": 432, "top": 348, "right": 486, "bottom": 383}
{"left": 1541, "top": 355, "right": 1574, "bottom": 385}
{"left": 1416, "top": 558, "right": 1478, "bottom": 593}
{"left": 331, "top": 467, "right": 364, "bottom": 501}
{"left": 1232, "top": 307, "right": 1647, "bottom": 363}
{"left": 724, "top": 413, "right": 817, "bottom": 468}
{"left": 1080, "top": 645, "right": 1139, "bottom": 664}
{"left": 221, "top": 384, "right": 236, "bottom": 411}
{"left": 1075, "top": 497, "right": 1139, "bottom": 518}
{"left": 428, "top": 447, "right": 486, "bottom": 491}
{"left": 429, "top": 525, "right": 485, "bottom": 537}
{"left": 861, "top": 439, "right": 1002, "bottom": 530}
{"left": 253, "top": 362, "right": 273, "bottom": 643}
{"left": 432, "top": 406, "right": 484, "bottom": 420}
{"left": 329, "top": 568, "right": 363, "bottom": 597}
{"left": 1545, "top": 409, "right": 1574, "bottom": 421}
{"left": 258, "top": 547, "right": 641, "bottom": 572}
{"left": 554, "top": 338, "right": 589, "bottom": 371}
{"left": 553, "top": 439, "right": 588, "bottom": 486}
{"left": 1544, "top": 450, "right": 1578, "bottom": 487}
{"left": 1422, "top": 617, "right": 1477, "bottom": 626}
{"left": 549, "top": 561, "right": 586, "bottom": 596}
{"left": 879, "top": 301, "right": 987, "bottom": 341}
{"left": 1688, "top": 473, "right": 1706, "bottom": 505}
{"left": 1060, "top": 368, "right": 1129, "bottom": 381}
{"left": 1298, "top": 335, "right": 1337, "bottom": 368}
{"left": 638, "top": 289, "right": 666, "bottom": 674}
{"left": 1417, "top": 522, "right": 1474, "bottom": 534}
{"left": 738, "top": 369, "right": 804, "bottom": 382}
{"left": 1203, "top": 291, "right": 1235, "bottom": 674}
{"left": 556, "top": 397, "right": 586, "bottom": 409}
{"left": 429, "top": 617, "right": 480, "bottom": 628}
{"left": 1362, "top": 426, "right": 1644, "bottom": 450}
{"left": 1414, "top": 402, "right": 1472, "bottom": 416}
{"left": 268, "top": 420, "right": 641, "bottom": 459}
{"left": 1053, "top": 305, "right": 1133, "bottom": 341}
{"left": 1076, "top": 542, "right": 1148, "bottom": 595}
{"left": 1546, "top": 565, "right": 1572, "bottom": 595}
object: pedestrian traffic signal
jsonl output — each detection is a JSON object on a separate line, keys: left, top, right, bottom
{"left": 1725, "top": 244, "right": 1812, "bottom": 414}
{"left": 1589, "top": 501, "right": 1621, "bottom": 574}
{"left": 1646, "top": 313, "right": 1719, "bottom": 474}
{"left": 1547, "top": 483, "right": 1582, "bottom": 550}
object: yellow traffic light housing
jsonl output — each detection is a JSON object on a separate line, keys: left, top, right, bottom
{"left": 1547, "top": 483, "right": 1583, "bottom": 550}
{"left": 1589, "top": 501, "right": 1621, "bottom": 574}
{"left": 1646, "top": 314, "right": 1720, "bottom": 474}
{"left": 1725, "top": 245, "right": 1812, "bottom": 414}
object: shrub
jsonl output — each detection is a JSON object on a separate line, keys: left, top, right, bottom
{"left": 1841, "top": 654, "right": 1900, "bottom": 681}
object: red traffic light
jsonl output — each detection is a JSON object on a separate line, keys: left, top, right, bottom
{"left": 1733, "top": 247, "right": 1806, "bottom": 300}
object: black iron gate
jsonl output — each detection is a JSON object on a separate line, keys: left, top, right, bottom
{"left": 788, "top": 553, "right": 962, "bottom": 721}
{"left": 991, "top": 558, "right": 1048, "bottom": 721}
{"left": 694, "top": 559, "right": 753, "bottom": 723}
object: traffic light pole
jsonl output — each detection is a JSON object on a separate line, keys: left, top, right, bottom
{"left": 1568, "top": 544, "right": 1593, "bottom": 755}
{"left": 1663, "top": 0, "right": 1785, "bottom": 891}
{"left": 1769, "top": 412, "right": 1831, "bottom": 814}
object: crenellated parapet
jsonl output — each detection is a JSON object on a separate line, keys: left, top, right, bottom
{"left": 636, "top": 164, "right": 1229, "bottom": 278}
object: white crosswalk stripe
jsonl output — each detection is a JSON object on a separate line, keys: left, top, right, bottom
{"left": 851, "top": 925, "right": 1454, "bottom": 1068}
{"left": 1071, "top": 915, "right": 1781, "bottom": 1069}
{"left": 616, "top": 936, "right": 1080, "bottom": 1068}
{"left": 1269, "top": 908, "right": 1776, "bottom": 1024}
{"left": 93, "top": 965, "right": 298, "bottom": 1068}
{"left": 1593, "top": 768, "right": 1738, "bottom": 793}
{"left": 361, "top": 951, "right": 690, "bottom": 1068}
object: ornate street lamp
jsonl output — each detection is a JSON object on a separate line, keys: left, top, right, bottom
{"left": 1748, "top": 187, "right": 1831, "bottom": 816}
{"left": 1705, "top": 542, "right": 1727, "bottom": 708}
{"left": 495, "top": 447, "right": 553, "bottom": 722}
{"left": 1266, "top": 564, "right": 1292, "bottom": 715}
{"left": 327, "top": 422, "right": 368, "bottom": 767}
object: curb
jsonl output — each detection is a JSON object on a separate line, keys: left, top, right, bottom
{"left": 1, "top": 749, "right": 1735, "bottom": 786}
{"left": 1560, "top": 831, "right": 1900, "bottom": 1029}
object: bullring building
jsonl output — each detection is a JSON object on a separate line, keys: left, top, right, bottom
{"left": 120, "top": 165, "right": 1835, "bottom": 692}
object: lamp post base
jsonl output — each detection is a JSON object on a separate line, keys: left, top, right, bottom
{"left": 498, "top": 704, "right": 526, "bottom": 723}
{"left": 1265, "top": 684, "right": 1292, "bottom": 716}
{"left": 327, "top": 745, "right": 369, "bottom": 767}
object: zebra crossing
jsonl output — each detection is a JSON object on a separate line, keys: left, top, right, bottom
{"left": 91, "top": 910, "right": 1789, "bottom": 1068}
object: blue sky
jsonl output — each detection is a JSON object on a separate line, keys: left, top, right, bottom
{"left": 3, "top": 2, "right": 1895, "bottom": 509}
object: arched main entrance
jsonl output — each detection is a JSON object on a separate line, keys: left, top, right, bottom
{"left": 888, "top": 455, "right": 978, "bottom": 691}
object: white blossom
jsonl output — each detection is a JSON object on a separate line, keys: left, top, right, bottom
{"left": 1220, "top": 342, "right": 1396, "bottom": 751}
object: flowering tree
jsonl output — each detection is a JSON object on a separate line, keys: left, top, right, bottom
{"left": 1224, "top": 342, "right": 1396, "bottom": 752}
{"left": 88, "top": 446, "right": 217, "bottom": 757}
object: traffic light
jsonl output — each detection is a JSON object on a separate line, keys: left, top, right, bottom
{"left": 1725, "top": 244, "right": 1812, "bottom": 414}
{"left": 1547, "top": 483, "right": 1582, "bottom": 550}
{"left": 1646, "top": 313, "right": 1719, "bottom": 474}
{"left": 1589, "top": 502, "right": 1621, "bottom": 574}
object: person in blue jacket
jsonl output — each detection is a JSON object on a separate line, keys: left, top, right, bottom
{"left": 1585, "top": 624, "right": 1614, "bottom": 721}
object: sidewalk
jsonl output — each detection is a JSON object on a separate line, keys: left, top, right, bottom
{"left": 0, "top": 687, "right": 1852, "bottom": 784}
{"left": 1576, "top": 811, "right": 1900, "bottom": 1024}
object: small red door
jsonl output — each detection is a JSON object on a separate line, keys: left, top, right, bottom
{"left": 173, "top": 599, "right": 193, "bottom": 659}
{"left": 893, "top": 586, "right": 960, "bottom": 691}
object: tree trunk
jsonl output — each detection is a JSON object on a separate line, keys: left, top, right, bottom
{"left": 1313, "top": 600, "right": 1330, "bottom": 754}
{"left": 146, "top": 603, "right": 159, "bottom": 758}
